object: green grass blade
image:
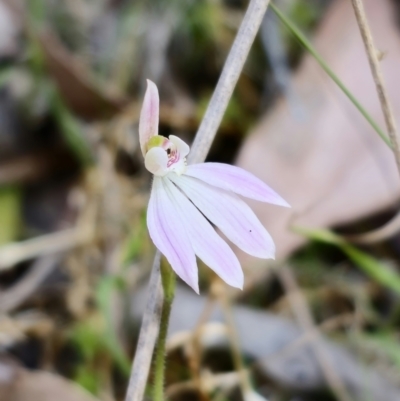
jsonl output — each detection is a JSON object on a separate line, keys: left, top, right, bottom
{"left": 270, "top": 3, "right": 392, "bottom": 148}
{"left": 51, "top": 88, "right": 93, "bottom": 165}
{"left": 0, "top": 186, "right": 22, "bottom": 245}
{"left": 95, "top": 276, "right": 131, "bottom": 375}
{"left": 294, "top": 226, "right": 400, "bottom": 295}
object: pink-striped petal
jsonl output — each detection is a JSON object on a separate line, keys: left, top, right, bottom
{"left": 169, "top": 174, "right": 275, "bottom": 259}
{"left": 139, "top": 80, "right": 159, "bottom": 156}
{"left": 147, "top": 177, "right": 199, "bottom": 292}
{"left": 164, "top": 178, "right": 243, "bottom": 289}
{"left": 185, "top": 163, "right": 289, "bottom": 207}
{"left": 169, "top": 135, "right": 190, "bottom": 159}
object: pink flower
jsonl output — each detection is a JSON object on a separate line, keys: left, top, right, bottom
{"left": 140, "top": 80, "right": 289, "bottom": 293}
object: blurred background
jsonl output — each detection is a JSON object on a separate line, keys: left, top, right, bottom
{"left": 1, "top": 0, "right": 400, "bottom": 400}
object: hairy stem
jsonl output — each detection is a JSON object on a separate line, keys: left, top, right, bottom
{"left": 153, "top": 263, "right": 176, "bottom": 401}
{"left": 153, "top": 301, "right": 172, "bottom": 401}
{"left": 124, "top": 1, "right": 271, "bottom": 400}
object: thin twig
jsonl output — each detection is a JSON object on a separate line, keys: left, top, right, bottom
{"left": 125, "top": 251, "right": 162, "bottom": 401}
{"left": 350, "top": 0, "right": 400, "bottom": 176}
{"left": 0, "top": 226, "right": 93, "bottom": 271}
{"left": 189, "top": 0, "right": 271, "bottom": 164}
{"left": 124, "top": 1, "right": 271, "bottom": 400}
{"left": 0, "top": 255, "right": 61, "bottom": 313}
{"left": 166, "top": 371, "right": 244, "bottom": 399}
{"left": 343, "top": 0, "right": 400, "bottom": 245}
{"left": 276, "top": 266, "right": 354, "bottom": 401}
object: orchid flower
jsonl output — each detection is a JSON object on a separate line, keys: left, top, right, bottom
{"left": 140, "top": 80, "right": 289, "bottom": 293}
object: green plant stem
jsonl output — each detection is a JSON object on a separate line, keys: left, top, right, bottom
{"left": 270, "top": 2, "right": 392, "bottom": 148}
{"left": 153, "top": 262, "right": 176, "bottom": 401}
{"left": 153, "top": 300, "right": 172, "bottom": 401}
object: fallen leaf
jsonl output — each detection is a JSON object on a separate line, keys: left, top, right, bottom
{"left": 0, "top": 362, "right": 100, "bottom": 401}
{"left": 236, "top": 0, "right": 400, "bottom": 265}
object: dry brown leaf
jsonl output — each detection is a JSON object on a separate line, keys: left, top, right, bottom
{"left": 0, "top": 362, "right": 100, "bottom": 401}
{"left": 236, "top": 0, "right": 400, "bottom": 265}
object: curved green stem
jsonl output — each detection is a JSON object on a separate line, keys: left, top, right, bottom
{"left": 153, "top": 262, "right": 176, "bottom": 401}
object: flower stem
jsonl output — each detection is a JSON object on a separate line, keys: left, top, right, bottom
{"left": 153, "top": 261, "right": 176, "bottom": 401}
{"left": 125, "top": 1, "right": 271, "bottom": 400}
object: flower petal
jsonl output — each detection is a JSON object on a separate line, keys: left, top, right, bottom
{"left": 164, "top": 178, "right": 243, "bottom": 289}
{"left": 145, "top": 147, "right": 169, "bottom": 176}
{"left": 170, "top": 174, "right": 275, "bottom": 259}
{"left": 185, "top": 163, "right": 289, "bottom": 207}
{"left": 147, "top": 177, "right": 199, "bottom": 292}
{"left": 169, "top": 135, "right": 190, "bottom": 158}
{"left": 139, "top": 80, "right": 159, "bottom": 156}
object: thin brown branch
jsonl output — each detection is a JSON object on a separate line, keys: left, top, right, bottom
{"left": 343, "top": 0, "right": 400, "bottom": 245}
{"left": 350, "top": 0, "right": 400, "bottom": 175}
{"left": 0, "top": 255, "right": 61, "bottom": 313}
{"left": 0, "top": 226, "right": 93, "bottom": 271}
{"left": 124, "top": 1, "right": 271, "bottom": 400}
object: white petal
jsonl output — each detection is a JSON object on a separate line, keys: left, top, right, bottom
{"left": 145, "top": 147, "right": 169, "bottom": 176}
{"left": 169, "top": 174, "right": 275, "bottom": 259}
{"left": 185, "top": 163, "right": 289, "bottom": 207}
{"left": 164, "top": 178, "right": 243, "bottom": 289}
{"left": 139, "top": 80, "right": 159, "bottom": 156}
{"left": 147, "top": 177, "right": 199, "bottom": 292}
{"left": 169, "top": 135, "right": 190, "bottom": 158}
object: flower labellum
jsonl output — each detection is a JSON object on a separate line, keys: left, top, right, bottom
{"left": 140, "top": 80, "right": 289, "bottom": 293}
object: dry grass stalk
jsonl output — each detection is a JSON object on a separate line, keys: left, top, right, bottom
{"left": 347, "top": 0, "right": 400, "bottom": 244}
